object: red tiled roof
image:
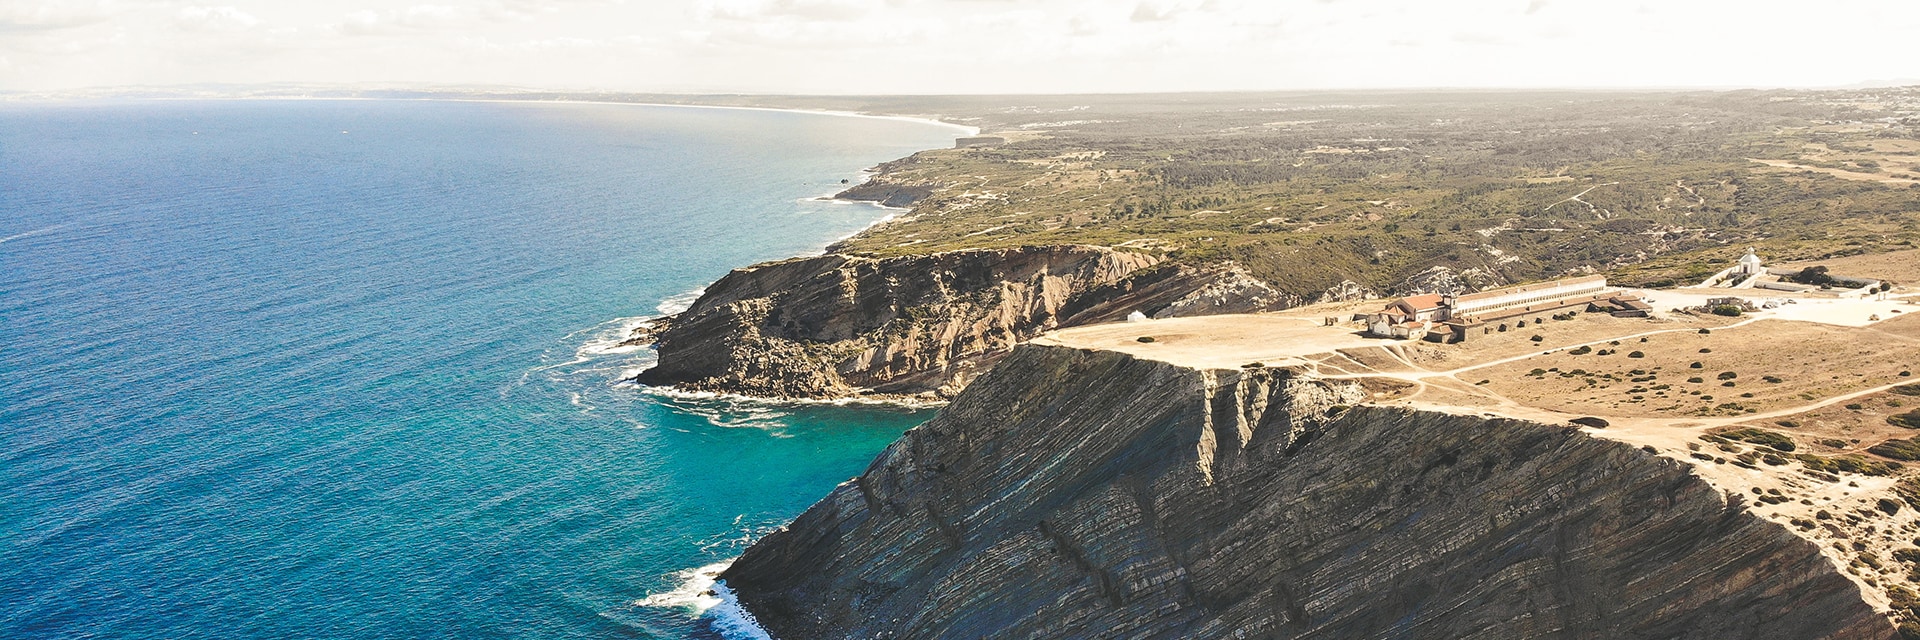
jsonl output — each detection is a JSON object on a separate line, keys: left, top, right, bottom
{"left": 1398, "top": 294, "right": 1444, "bottom": 311}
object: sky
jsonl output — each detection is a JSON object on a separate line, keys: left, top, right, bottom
{"left": 3, "top": 0, "right": 1917, "bottom": 94}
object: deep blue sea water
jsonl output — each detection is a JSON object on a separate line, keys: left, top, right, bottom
{"left": 0, "top": 100, "right": 959, "bottom": 638}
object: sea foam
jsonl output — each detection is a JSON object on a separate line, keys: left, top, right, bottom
{"left": 634, "top": 561, "right": 778, "bottom": 640}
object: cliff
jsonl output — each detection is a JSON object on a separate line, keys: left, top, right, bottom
{"left": 634, "top": 246, "right": 1298, "bottom": 399}
{"left": 720, "top": 344, "right": 1894, "bottom": 639}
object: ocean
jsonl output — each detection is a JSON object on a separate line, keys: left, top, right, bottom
{"left": 0, "top": 99, "right": 959, "bottom": 638}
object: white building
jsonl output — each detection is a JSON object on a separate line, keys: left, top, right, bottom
{"left": 1443, "top": 275, "right": 1609, "bottom": 320}
{"left": 1734, "top": 247, "right": 1764, "bottom": 277}
{"left": 1366, "top": 275, "right": 1611, "bottom": 341}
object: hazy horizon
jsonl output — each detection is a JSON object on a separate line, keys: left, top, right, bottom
{"left": 4, "top": 0, "right": 1916, "bottom": 95}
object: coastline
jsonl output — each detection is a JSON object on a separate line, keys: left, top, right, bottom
{"left": 613, "top": 108, "right": 964, "bottom": 407}
{"left": 11, "top": 92, "right": 984, "bottom": 138}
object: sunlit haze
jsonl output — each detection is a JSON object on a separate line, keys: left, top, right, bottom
{"left": 4, "top": 0, "right": 1917, "bottom": 93}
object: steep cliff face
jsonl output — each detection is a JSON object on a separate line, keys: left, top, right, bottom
{"left": 721, "top": 345, "right": 1894, "bottom": 639}
{"left": 635, "top": 246, "right": 1298, "bottom": 399}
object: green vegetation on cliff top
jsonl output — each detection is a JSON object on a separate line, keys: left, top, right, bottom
{"left": 787, "top": 89, "right": 1920, "bottom": 298}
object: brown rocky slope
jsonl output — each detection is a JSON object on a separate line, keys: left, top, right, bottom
{"left": 633, "top": 245, "right": 1296, "bottom": 399}
{"left": 719, "top": 344, "right": 1895, "bottom": 639}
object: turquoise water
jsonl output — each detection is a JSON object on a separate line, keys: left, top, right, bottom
{"left": 0, "top": 100, "right": 952, "bottom": 638}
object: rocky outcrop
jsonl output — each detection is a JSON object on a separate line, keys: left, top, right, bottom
{"left": 721, "top": 344, "right": 1894, "bottom": 639}
{"left": 833, "top": 179, "right": 935, "bottom": 209}
{"left": 634, "top": 246, "right": 1298, "bottom": 399}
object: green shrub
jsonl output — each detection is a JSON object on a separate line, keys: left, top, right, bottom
{"left": 1136, "top": 336, "right": 1156, "bottom": 343}
{"left": 1711, "top": 305, "right": 1743, "bottom": 317}
{"left": 1890, "top": 410, "right": 1920, "bottom": 429}
{"left": 1893, "top": 384, "right": 1920, "bottom": 396}
{"left": 1872, "top": 439, "right": 1920, "bottom": 461}
{"left": 1794, "top": 453, "right": 1902, "bottom": 476}
{"left": 1627, "top": 351, "right": 1644, "bottom": 358}
{"left": 1717, "top": 371, "right": 1738, "bottom": 380}
{"left": 1719, "top": 428, "right": 1797, "bottom": 452}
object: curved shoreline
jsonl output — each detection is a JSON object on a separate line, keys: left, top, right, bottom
{"left": 47, "top": 94, "right": 984, "bottom": 137}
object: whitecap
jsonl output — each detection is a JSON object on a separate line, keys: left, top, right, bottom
{"left": 634, "top": 560, "right": 731, "bottom": 612}
{"left": 706, "top": 580, "right": 777, "bottom": 640}
{"left": 638, "top": 384, "right": 947, "bottom": 410}
{"left": 0, "top": 223, "right": 67, "bottom": 245}
{"left": 657, "top": 287, "right": 707, "bottom": 316}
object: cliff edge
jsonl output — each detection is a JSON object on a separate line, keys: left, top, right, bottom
{"left": 633, "top": 245, "right": 1296, "bottom": 399}
{"left": 720, "top": 344, "right": 1894, "bottom": 639}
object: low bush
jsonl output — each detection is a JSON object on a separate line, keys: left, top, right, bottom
{"left": 1794, "top": 453, "right": 1902, "bottom": 476}
{"left": 1890, "top": 410, "right": 1920, "bottom": 429}
{"left": 1719, "top": 428, "right": 1797, "bottom": 452}
{"left": 1872, "top": 439, "right": 1920, "bottom": 461}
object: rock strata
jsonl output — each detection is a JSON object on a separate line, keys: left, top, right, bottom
{"left": 721, "top": 344, "right": 1894, "bottom": 639}
{"left": 634, "top": 246, "right": 1296, "bottom": 399}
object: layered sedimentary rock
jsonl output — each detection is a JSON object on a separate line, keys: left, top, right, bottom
{"left": 634, "top": 246, "right": 1297, "bottom": 398}
{"left": 721, "top": 344, "right": 1893, "bottom": 639}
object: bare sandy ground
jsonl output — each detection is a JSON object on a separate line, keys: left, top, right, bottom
{"left": 1037, "top": 291, "right": 1920, "bottom": 609}
{"left": 1033, "top": 314, "right": 1376, "bottom": 370}
{"left": 1779, "top": 249, "right": 1920, "bottom": 286}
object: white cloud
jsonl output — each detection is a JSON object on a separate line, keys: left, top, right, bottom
{"left": 176, "top": 6, "right": 261, "bottom": 32}
{"left": 0, "top": 0, "right": 116, "bottom": 32}
{"left": 331, "top": 5, "right": 466, "bottom": 36}
{"left": 1, "top": 0, "right": 1917, "bottom": 93}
